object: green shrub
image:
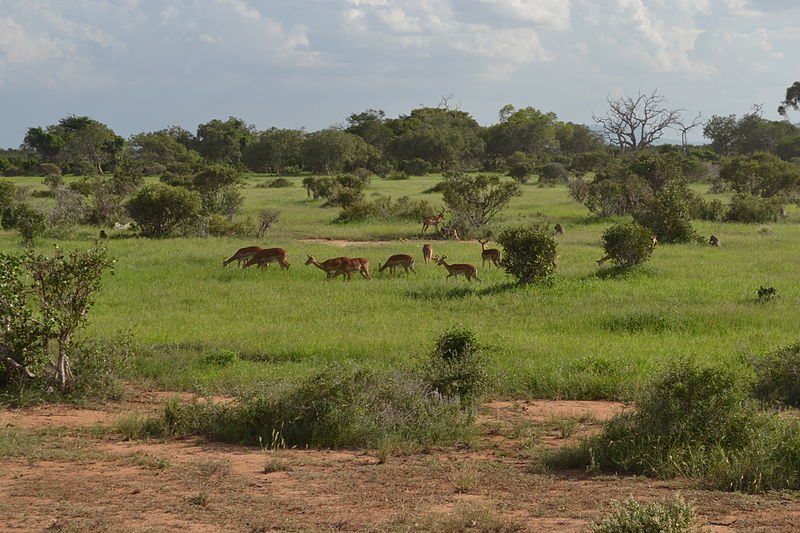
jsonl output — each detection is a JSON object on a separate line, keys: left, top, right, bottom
{"left": 205, "top": 214, "right": 255, "bottom": 237}
{"left": 387, "top": 170, "right": 410, "bottom": 180}
{"left": 199, "top": 350, "right": 239, "bottom": 367}
{"left": 588, "top": 496, "right": 699, "bottom": 533}
{"left": 497, "top": 225, "right": 558, "bottom": 284}
{"left": 688, "top": 197, "right": 727, "bottom": 221}
{"left": 1, "top": 203, "right": 47, "bottom": 244}
{"left": 0, "top": 180, "right": 16, "bottom": 211}
{"left": 69, "top": 335, "right": 134, "bottom": 400}
{"left": 126, "top": 183, "right": 201, "bottom": 237}
{"left": 538, "top": 162, "right": 568, "bottom": 184}
{"left": 133, "top": 364, "right": 472, "bottom": 449}
{"left": 399, "top": 158, "right": 432, "bottom": 176}
{"left": 418, "top": 326, "right": 489, "bottom": 407}
{"left": 725, "top": 193, "right": 782, "bottom": 223}
{"left": 266, "top": 177, "right": 292, "bottom": 188}
{"left": 506, "top": 151, "right": 535, "bottom": 184}
{"left": 633, "top": 186, "right": 698, "bottom": 243}
{"left": 600, "top": 223, "right": 655, "bottom": 268}
{"left": 752, "top": 343, "right": 800, "bottom": 407}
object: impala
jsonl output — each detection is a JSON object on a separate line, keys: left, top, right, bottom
{"left": 379, "top": 254, "right": 416, "bottom": 275}
{"left": 223, "top": 246, "right": 262, "bottom": 268}
{"left": 328, "top": 257, "right": 372, "bottom": 281}
{"left": 305, "top": 255, "right": 350, "bottom": 277}
{"left": 477, "top": 239, "right": 501, "bottom": 268}
{"left": 440, "top": 223, "right": 460, "bottom": 240}
{"left": 243, "top": 247, "right": 290, "bottom": 269}
{"left": 422, "top": 244, "right": 434, "bottom": 265}
{"left": 421, "top": 207, "right": 445, "bottom": 234}
{"left": 435, "top": 255, "right": 481, "bottom": 282}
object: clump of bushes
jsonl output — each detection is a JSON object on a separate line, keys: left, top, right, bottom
{"left": 335, "top": 195, "right": 432, "bottom": 223}
{"left": 126, "top": 183, "right": 202, "bottom": 237}
{"left": 588, "top": 496, "right": 700, "bottom": 533}
{"left": 538, "top": 162, "right": 568, "bottom": 185}
{"left": 752, "top": 343, "right": 800, "bottom": 407}
{"left": 266, "top": 177, "right": 292, "bottom": 188}
{"left": 633, "top": 186, "right": 698, "bottom": 244}
{"left": 134, "top": 364, "right": 472, "bottom": 450}
{"left": 549, "top": 357, "right": 800, "bottom": 493}
{"left": 496, "top": 225, "right": 558, "bottom": 284}
{"left": 399, "top": 158, "right": 432, "bottom": 176}
{"left": 1, "top": 203, "right": 47, "bottom": 244}
{"left": 600, "top": 223, "right": 655, "bottom": 268}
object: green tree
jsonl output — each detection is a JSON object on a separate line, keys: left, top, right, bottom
{"left": 25, "top": 116, "right": 124, "bottom": 174}
{"left": 345, "top": 109, "right": 394, "bottom": 152}
{"left": 440, "top": 174, "right": 521, "bottom": 234}
{"left": 778, "top": 81, "right": 800, "bottom": 117}
{"left": 243, "top": 128, "right": 305, "bottom": 173}
{"left": 483, "top": 106, "right": 558, "bottom": 161}
{"left": 506, "top": 151, "right": 535, "bottom": 183}
{"left": 194, "top": 117, "right": 255, "bottom": 164}
{"left": 719, "top": 152, "right": 800, "bottom": 198}
{"left": 555, "top": 121, "right": 606, "bottom": 154}
{"left": 633, "top": 185, "right": 698, "bottom": 243}
{"left": 302, "top": 129, "right": 378, "bottom": 174}
{"left": 127, "top": 129, "right": 201, "bottom": 167}
{"left": 126, "top": 184, "right": 201, "bottom": 237}
{"left": 496, "top": 225, "right": 558, "bottom": 284}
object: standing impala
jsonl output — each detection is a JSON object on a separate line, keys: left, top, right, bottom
{"left": 379, "top": 254, "right": 416, "bottom": 275}
{"left": 243, "top": 247, "right": 290, "bottom": 269}
{"left": 223, "top": 246, "right": 262, "bottom": 267}
{"left": 421, "top": 208, "right": 445, "bottom": 234}
{"left": 477, "top": 239, "right": 501, "bottom": 268}
{"left": 422, "top": 244, "right": 434, "bottom": 265}
{"left": 305, "top": 255, "right": 350, "bottom": 278}
{"left": 435, "top": 255, "right": 481, "bottom": 282}
{"left": 328, "top": 257, "right": 372, "bottom": 281}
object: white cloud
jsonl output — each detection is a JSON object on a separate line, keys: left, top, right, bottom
{"left": 449, "top": 25, "right": 551, "bottom": 63}
{"left": 214, "top": 0, "right": 262, "bottom": 21}
{"left": 478, "top": 0, "right": 572, "bottom": 30}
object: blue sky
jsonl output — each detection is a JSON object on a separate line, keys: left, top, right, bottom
{"left": 1, "top": 0, "right": 797, "bottom": 148}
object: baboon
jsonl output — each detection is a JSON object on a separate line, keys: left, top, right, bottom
{"left": 99, "top": 230, "right": 108, "bottom": 239}
{"left": 709, "top": 235, "right": 720, "bottom": 247}
{"left": 554, "top": 223, "right": 564, "bottom": 235}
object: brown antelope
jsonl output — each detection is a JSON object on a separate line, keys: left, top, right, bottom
{"left": 305, "top": 255, "right": 351, "bottom": 277}
{"left": 379, "top": 254, "right": 416, "bottom": 275}
{"left": 223, "top": 246, "right": 262, "bottom": 267}
{"left": 328, "top": 257, "right": 372, "bottom": 281}
{"left": 243, "top": 247, "right": 290, "bottom": 269}
{"left": 440, "top": 223, "right": 460, "bottom": 240}
{"left": 422, "top": 244, "right": 433, "bottom": 265}
{"left": 477, "top": 239, "right": 501, "bottom": 267}
{"left": 435, "top": 255, "right": 481, "bottom": 282}
{"left": 421, "top": 208, "right": 445, "bottom": 234}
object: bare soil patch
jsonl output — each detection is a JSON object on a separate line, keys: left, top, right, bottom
{"left": 301, "top": 238, "right": 397, "bottom": 247}
{"left": 2, "top": 396, "right": 800, "bottom": 532}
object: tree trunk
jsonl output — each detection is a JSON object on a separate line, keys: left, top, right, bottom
{"left": 55, "top": 334, "right": 74, "bottom": 388}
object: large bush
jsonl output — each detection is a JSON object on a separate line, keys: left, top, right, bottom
{"left": 134, "top": 364, "right": 472, "bottom": 450}
{"left": 538, "top": 162, "right": 568, "bottom": 184}
{"left": 441, "top": 174, "right": 521, "bottom": 235}
{"left": 632, "top": 186, "right": 698, "bottom": 243}
{"left": 725, "top": 193, "right": 782, "bottom": 223}
{"left": 600, "top": 223, "right": 655, "bottom": 268}
{"left": 496, "top": 225, "right": 558, "bottom": 284}
{"left": 126, "top": 183, "right": 201, "bottom": 237}
{"left": 752, "top": 343, "right": 800, "bottom": 407}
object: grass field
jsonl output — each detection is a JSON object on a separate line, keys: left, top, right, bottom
{"left": 2, "top": 173, "right": 799, "bottom": 400}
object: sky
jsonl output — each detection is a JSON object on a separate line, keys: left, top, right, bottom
{"left": 0, "top": 0, "right": 798, "bottom": 149}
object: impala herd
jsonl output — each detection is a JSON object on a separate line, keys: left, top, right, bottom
{"left": 223, "top": 240, "right": 498, "bottom": 282}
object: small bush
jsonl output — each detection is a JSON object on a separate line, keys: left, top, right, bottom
{"left": 752, "top": 343, "right": 800, "bottom": 407}
{"left": 258, "top": 208, "right": 281, "bottom": 237}
{"left": 725, "top": 193, "right": 782, "bottom": 223}
{"left": 418, "top": 326, "right": 489, "bottom": 407}
{"left": 387, "top": 170, "right": 410, "bottom": 180}
{"left": 199, "top": 350, "right": 239, "bottom": 367}
{"left": 588, "top": 496, "right": 699, "bottom": 533}
{"left": 538, "top": 162, "right": 568, "bottom": 184}
{"left": 497, "top": 225, "right": 558, "bottom": 284}
{"left": 69, "top": 335, "right": 134, "bottom": 401}
{"left": 1, "top": 203, "right": 47, "bottom": 244}
{"left": 399, "top": 158, "right": 432, "bottom": 176}
{"left": 266, "top": 177, "right": 292, "bottom": 188}
{"left": 688, "top": 197, "right": 727, "bottom": 221}
{"left": 600, "top": 223, "right": 655, "bottom": 268}
{"left": 506, "top": 151, "right": 535, "bottom": 184}
{"left": 205, "top": 214, "right": 255, "bottom": 237}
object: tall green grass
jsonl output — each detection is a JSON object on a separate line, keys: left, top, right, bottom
{"left": 2, "top": 175, "right": 799, "bottom": 399}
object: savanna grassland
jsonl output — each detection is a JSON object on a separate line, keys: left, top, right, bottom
{"left": 1, "top": 172, "right": 798, "bottom": 398}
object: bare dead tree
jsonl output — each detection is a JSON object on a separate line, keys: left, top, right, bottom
{"left": 438, "top": 94, "right": 461, "bottom": 111}
{"left": 593, "top": 90, "right": 683, "bottom": 153}
{"left": 674, "top": 112, "right": 703, "bottom": 155}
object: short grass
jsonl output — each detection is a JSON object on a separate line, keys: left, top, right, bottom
{"left": 2, "top": 173, "right": 799, "bottom": 399}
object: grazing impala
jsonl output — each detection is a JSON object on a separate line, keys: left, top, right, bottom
{"left": 328, "top": 257, "right": 372, "bottom": 281}
{"left": 435, "top": 255, "right": 481, "bottom": 282}
{"left": 379, "top": 254, "right": 416, "bottom": 275}
{"left": 477, "top": 239, "right": 501, "bottom": 268}
{"left": 243, "top": 247, "right": 290, "bottom": 269}
{"left": 223, "top": 246, "right": 262, "bottom": 267}
{"left": 305, "top": 255, "right": 351, "bottom": 277}
{"left": 422, "top": 244, "right": 434, "bottom": 265}
{"left": 421, "top": 208, "right": 445, "bottom": 234}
